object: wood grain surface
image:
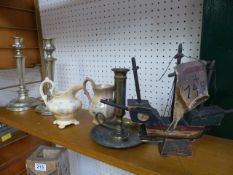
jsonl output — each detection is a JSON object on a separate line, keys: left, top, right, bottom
{"left": 0, "top": 29, "right": 38, "bottom": 48}
{"left": 0, "top": 1, "right": 40, "bottom": 69}
{"left": 0, "top": 0, "right": 35, "bottom": 11}
{"left": 0, "top": 7, "right": 35, "bottom": 29}
{"left": 0, "top": 108, "right": 232, "bottom": 175}
{"left": 0, "top": 49, "right": 40, "bottom": 68}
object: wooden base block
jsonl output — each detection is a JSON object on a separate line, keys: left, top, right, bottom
{"left": 26, "top": 145, "right": 70, "bottom": 175}
{"left": 159, "top": 138, "right": 192, "bottom": 156}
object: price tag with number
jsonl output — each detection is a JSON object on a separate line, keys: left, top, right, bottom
{"left": 176, "top": 60, "right": 209, "bottom": 109}
{"left": 35, "top": 163, "right": 47, "bottom": 171}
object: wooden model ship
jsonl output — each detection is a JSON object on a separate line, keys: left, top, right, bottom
{"left": 102, "top": 43, "right": 233, "bottom": 156}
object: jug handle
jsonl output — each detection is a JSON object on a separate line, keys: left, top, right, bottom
{"left": 40, "top": 77, "right": 55, "bottom": 105}
{"left": 95, "top": 113, "right": 116, "bottom": 130}
{"left": 83, "top": 77, "right": 96, "bottom": 104}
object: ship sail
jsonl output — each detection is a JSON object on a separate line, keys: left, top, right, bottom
{"left": 170, "top": 60, "right": 209, "bottom": 129}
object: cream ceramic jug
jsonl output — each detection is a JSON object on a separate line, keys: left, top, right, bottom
{"left": 83, "top": 77, "right": 114, "bottom": 124}
{"left": 40, "top": 77, "right": 83, "bottom": 129}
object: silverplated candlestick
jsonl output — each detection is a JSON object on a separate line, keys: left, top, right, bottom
{"left": 43, "top": 38, "right": 56, "bottom": 81}
{"left": 35, "top": 38, "right": 56, "bottom": 116}
{"left": 6, "top": 37, "right": 41, "bottom": 111}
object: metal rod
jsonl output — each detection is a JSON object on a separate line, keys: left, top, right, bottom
{"left": 100, "top": 99, "right": 129, "bottom": 111}
{"left": 0, "top": 80, "right": 40, "bottom": 90}
{"left": 170, "top": 43, "right": 184, "bottom": 118}
{"left": 0, "top": 4, "right": 35, "bottom": 13}
{"left": 131, "top": 57, "right": 141, "bottom": 103}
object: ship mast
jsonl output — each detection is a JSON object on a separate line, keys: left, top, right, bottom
{"left": 169, "top": 44, "right": 184, "bottom": 120}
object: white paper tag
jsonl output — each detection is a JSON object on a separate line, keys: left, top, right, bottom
{"left": 35, "top": 163, "right": 46, "bottom": 171}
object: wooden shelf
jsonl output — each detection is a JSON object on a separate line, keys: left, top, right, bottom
{"left": 0, "top": 107, "right": 233, "bottom": 175}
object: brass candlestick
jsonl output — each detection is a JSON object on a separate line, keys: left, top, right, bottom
{"left": 6, "top": 37, "right": 41, "bottom": 111}
{"left": 36, "top": 38, "right": 56, "bottom": 116}
{"left": 110, "top": 68, "right": 130, "bottom": 140}
{"left": 91, "top": 68, "right": 141, "bottom": 148}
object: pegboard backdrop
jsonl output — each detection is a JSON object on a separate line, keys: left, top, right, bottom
{"left": 38, "top": 0, "right": 203, "bottom": 174}
{"left": 39, "top": 0, "right": 203, "bottom": 115}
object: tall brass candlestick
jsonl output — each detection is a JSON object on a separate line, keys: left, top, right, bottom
{"left": 91, "top": 68, "right": 141, "bottom": 148}
{"left": 6, "top": 37, "right": 41, "bottom": 111}
{"left": 111, "top": 68, "right": 129, "bottom": 140}
{"left": 36, "top": 38, "right": 56, "bottom": 115}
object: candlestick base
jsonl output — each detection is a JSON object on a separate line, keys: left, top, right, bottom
{"left": 6, "top": 97, "right": 41, "bottom": 112}
{"left": 35, "top": 103, "right": 53, "bottom": 116}
{"left": 91, "top": 124, "right": 141, "bottom": 148}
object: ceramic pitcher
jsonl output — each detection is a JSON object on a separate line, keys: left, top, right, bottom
{"left": 83, "top": 77, "right": 114, "bottom": 124}
{"left": 40, "top": 77, "right": 83, "bottom": 129}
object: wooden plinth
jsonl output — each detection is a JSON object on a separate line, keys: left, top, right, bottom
{"left": 0, "top": 107, "right": 233, "bottom": 175}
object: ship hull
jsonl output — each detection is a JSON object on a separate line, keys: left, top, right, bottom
{"left": 141, "top": 124, "right": 204, "bottom": 140}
